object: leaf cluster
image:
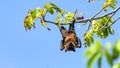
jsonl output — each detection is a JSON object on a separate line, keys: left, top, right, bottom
{"left": 103, "top": 0, "right": 117, "bottom": 11}
{"left": 84, "top": 0, "right": 117, "bottom": 46}
{"left": 85, "top": 39, "right": 120, "bottom": 68}
{"left": 24, "top": 3, "right": 64, "bottom": 31}
{"left": 24, "top": 3, "right": 78, "bottom": 31}
{"left": 84, "top": 16, "right": 114, "bottom": 46}
{"left": 23, "top": 0, "right": 120, "bottom": 48}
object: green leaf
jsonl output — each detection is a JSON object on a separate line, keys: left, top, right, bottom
{"left": 98, "top": 56, "right": 102, "bottom": 68}
{"left": 100, "top": 16, "right": 113, "bottom": 25}
{"left": 49, "top": 3, "right": 61, "bottom": 12}
{"left": 88, "top": 51, "right": 100, "bottom": 68}
{"left": 24, "top": 16, "right": 35, "bottom": 31}
{"left": 105, "top": 50, "right": 113, "bottom": 66}
{"left": 50, "top": 8, "right": 54, "bottom": 14}
{"left": 56, "top": 18, "right": 63, "bottom": 27}
{"left": 65, "top": 12, "right": 74, "bottom": 22}
{"left": 103, "top": 0, "right": 117, "bottom": 11}
{"left": 84, "top": 31, "right": 94, "bottom": 47}
{"left": 112, "top": 46, "right": 119, "bottom": 59}
{"left": 30, "top": 10, "right": 37, "bottom": 20}
{"left": 41, "top": 9, "right": 46, "bottom": 17}
{"left": 114, "top": 39, "right": 120, "bottom": 52}
{"left": 103, "top": 2, "right": 108, "bottom": 11}
{"left": 95, "top": 41, "right": 102, "bottom": 50}
{"left": 104, "top": 29, "right": 108, "bottom": 38}
{"left": 44, "top": 4, "right": 54, "bottom": 14}
{"left": 108, "top": 27, "right": 114, "bottom": 35}
{"left": 109, "top": 0, "right": 116, "bottom": 9}
{"left": 48, "top": 8, "right": 54, "bottom": 14}
{"left": 64, "top": 18, "right": 68, "bottom": 24}
{"left": 85, "top": 40, "right": 102, "bottom": 57}
{"left": 96, "top": 16, "right": 114, "bottom": 38}
{"left": 110, "top": 3, "right": 115, "bottom": 9}
{"left": 112, "top": 39, "right": 120, "bottom": 59}
{"left": 44, "top": 3, "right": 61, "bottom": 14}
{"left": 36, "top": 8, "right": 42, "bottom": 18}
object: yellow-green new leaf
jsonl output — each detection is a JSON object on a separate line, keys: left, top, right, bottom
{"left": 41, "top": 18, "right": 47, "bottom": 27}
{"left": 24, "top": 16, "right": 35, "bottom": 31}
{"left": 64, "top": 12, "right": 74, "bottom": 24}
{"left": 84, "top": 31, "right": 94, "bottom": 47}
{"left": 41, "top": 9, "right": 46, "bottom": 17}
{"left": 60, "top": 10, "right": 65, "bottom": 15}
{"left": 36, "top": 7, "right": 43, "bottom": 17}
{"left": 37, "top": 7, "right": 43, "bottom": 13}
{"left": 30, "top": 10, "right": 37, "bottom": 20}
{"left": 103, "top": 2, "right": 109, "bottom": 11}
{"left": 44, "top": 4, "right": 54, "bottom": 14}
{"left": 103, "top": 0, "right": 117, "bottom": 11}
{"left": 64, "top": 18, "right": 68, "bottom": 24}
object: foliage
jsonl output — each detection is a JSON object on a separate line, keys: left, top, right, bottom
{"left": 84, "top": 16, "right": 114, "bottom": 46}
{"left": 103, "top": 0, "right": 117, "bottom": 11}
{"left": 24, "top": 3, "right": 63, "bottom": 30}
{"left": 112, "top": 62, "right": 120, "bottom": 68}
{"left": 24, "top": 3, "right": 77, "bottom": 31}
{"left": 23, "top": 0, "right": 120, "bottom": 47}
{"left": 85, "top": 39, "right": 120, "bottom": 68}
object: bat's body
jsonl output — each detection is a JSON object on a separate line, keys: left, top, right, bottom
{"left": 59, "top": 20, "right": 81, "bottom": 52}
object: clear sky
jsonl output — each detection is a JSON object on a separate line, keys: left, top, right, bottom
{"left": 0, "top": 0, "right": 120, "bottom": 68}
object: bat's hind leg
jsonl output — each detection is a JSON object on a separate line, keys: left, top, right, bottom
{"left": 77, "top": 38, "right": 81, "bottom": 48}
{"left": 60, "top": 40, "right": 64, "bottom": 51}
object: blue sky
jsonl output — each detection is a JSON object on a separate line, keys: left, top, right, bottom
{"left": 0, "top": 0, "right": 120, "bottom": 68}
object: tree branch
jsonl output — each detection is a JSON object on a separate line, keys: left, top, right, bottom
{"left": 93, "top": 6, "right": 120, "bottom": 20}
{"left": 95, "top": 13, "right": 115, "bottom": 32}
{"left": 92, "top": 6, "right": 107, "bottom": 19}
{"left": 104, "top": 16, "right": 120, "bottom": 29}
{"left": 85, "top": 6, "right": 106, "bottom": 32}
{"left": 44, "top": 6, "right": 120, "bottom": 26}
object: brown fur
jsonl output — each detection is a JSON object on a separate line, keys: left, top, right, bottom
{"left": 61, "top": 30, "right": 79, "bottom": 52}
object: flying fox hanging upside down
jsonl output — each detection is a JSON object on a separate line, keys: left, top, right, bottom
{"left": 58, "top": 20, "right": 81, "bottom": 52}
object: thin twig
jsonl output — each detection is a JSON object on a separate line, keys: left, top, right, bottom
{"left": 104, "top": 16, "right": 120, "bottom": 29}
{"left": 86, "top": 6, "right": 106, "bottom": 32}
{"left": 95, "top": 13, "right": 115, "bottom": 32}
{"left": 93, "top": 6, "right": 120, "bottom": 20}
{"left": 86, "top": 21, "right": 92, "bottom": 32}
{"left": 92, "top": 6, "right": 107, "bottom": 19}
{"left": 94, "top": 6, "right": 120, "bottom": 32}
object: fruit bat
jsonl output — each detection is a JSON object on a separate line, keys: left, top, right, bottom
{"left": 58, "top": 20, "right": 81, "bottom": 52}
